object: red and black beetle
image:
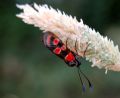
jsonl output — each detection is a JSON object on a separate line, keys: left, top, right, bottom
{"left": 42, "top": 31, "right": 93, "bottom": 92}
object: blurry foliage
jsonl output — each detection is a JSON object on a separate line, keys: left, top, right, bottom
{"left": 0, "top": 0, "right": 120, "bottom": 98}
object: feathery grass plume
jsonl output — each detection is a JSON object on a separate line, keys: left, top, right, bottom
{"left": 16, "top": 3, "right": 120, "bottom": 73}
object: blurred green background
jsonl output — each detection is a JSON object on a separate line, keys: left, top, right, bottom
{"left": 0, "top": 0, "right": 120, "bottom": 98}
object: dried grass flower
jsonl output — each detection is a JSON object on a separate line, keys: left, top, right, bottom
{"left": 16, "top": 3, "right": 120, "bottom": 73}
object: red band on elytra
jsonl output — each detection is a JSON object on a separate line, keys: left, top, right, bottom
{"left": 65, "top": 52, "right": 75, "bottom": 62}
{"left": 53, "top": 38, "right": 59, "bottom": 45}
{"left": 61, "top": 45, "right": 66, "bottom": 50}
{"left": 53, "top": 47, "right": 61, "bottom": 54}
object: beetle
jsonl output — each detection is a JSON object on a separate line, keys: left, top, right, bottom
{"left": 42, "top": 31, "right": 93, "bottom": 92}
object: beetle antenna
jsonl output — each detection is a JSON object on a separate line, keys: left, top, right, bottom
{"left": 75, "top": 38, "right": 93, "bottom": 91}
{"left": 77, "top": 67, "right": 86, "bottom": 92}
{"left": 78, "top": 67, "right": 93, "bottom": 91}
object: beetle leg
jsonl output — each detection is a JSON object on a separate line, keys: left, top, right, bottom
{"left": 75, "top": 39, "right": 80, "bottom": 60}
{"left": 83, "top": 43, "right": 90, "bottom": 57}
{"left": 75, "top": 39, "right": 78, "bottom": 54}
{"left": 66, "top": 38, "right": 69, "bottom": 48}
